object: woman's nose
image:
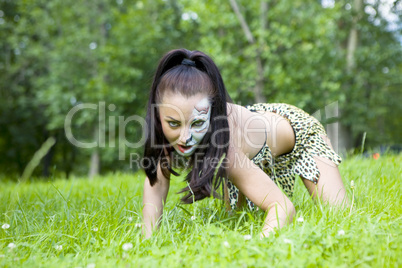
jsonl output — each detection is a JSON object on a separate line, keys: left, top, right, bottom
{"left": 179, "top": 127, "right": 191, "bottom": 144}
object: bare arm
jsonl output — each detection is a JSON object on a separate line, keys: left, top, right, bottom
{"left": 142, "top": 164, "right": 170, "bottom": 239}
{"left": 226, "top": 147, "right": 295, "bottom": 237}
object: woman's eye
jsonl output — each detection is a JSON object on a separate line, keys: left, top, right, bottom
{"left": 168, "top": 121, "right": 179, "bottom": 127}
{"left": 192, "top": 121, "right": 205, "bottom": 127}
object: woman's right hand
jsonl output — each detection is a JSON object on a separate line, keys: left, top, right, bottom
{"left": 142, "top": 165, "right": 170, "bottom": 239}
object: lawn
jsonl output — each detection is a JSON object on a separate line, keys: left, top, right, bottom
{"left": 1, "top": 154, "right": 401, "bottom": 267}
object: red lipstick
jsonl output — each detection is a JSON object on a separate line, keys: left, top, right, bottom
{"left": 178, "top": 145, "right": 192, "bottom": 153}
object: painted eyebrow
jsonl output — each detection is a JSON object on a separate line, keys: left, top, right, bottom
{"left": 194, "top": 106, "right": 210, "bottom": 114}
{"left": 191, "top": 118, "right": 206, "bottom": 123}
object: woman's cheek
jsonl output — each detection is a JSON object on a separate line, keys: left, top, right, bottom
{"left": 161, "top": 124, "right": 177, "bottom": 144}
{"left": 192, "top": 132, "right": 206, "bottom": 143}
{"left": 192, "top": 122, "right": 209, "bottom": 143}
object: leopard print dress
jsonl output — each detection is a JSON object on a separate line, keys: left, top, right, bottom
{"left": 226, "top": 103, "right": 342, "bottom": 210}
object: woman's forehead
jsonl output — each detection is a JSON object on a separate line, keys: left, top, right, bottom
{"left": 194, "top": 98, "right": 210, "bottom": 111}
{"left": 159, "top": 93, "right": 211, "bottom": 117}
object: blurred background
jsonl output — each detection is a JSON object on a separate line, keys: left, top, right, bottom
{"left": 0, "top": 0, "right": 401, "bottom": 179}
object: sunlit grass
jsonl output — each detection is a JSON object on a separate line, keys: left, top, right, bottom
{"left": 1, "top": 155, "right": 401, "bottom": 267}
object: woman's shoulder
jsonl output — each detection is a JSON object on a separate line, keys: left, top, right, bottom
{"left": 226, "top": 103, "right": 259, "bottom": 130}
{"left": 227, "top": 103, "right": 258, "bottom": 120}
{"left": 226, "top": 103, "right": 268, "bottom": 158}
{"left": 227, "top": 102, "right": 288, "bottom": 123}
{"left": 226, "top": 102, "right": 297, "bottom": 157}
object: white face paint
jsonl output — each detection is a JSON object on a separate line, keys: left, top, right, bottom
{"left": 159, "top": 94, "right": 212, "bottom": 157}
{"left": 179, "top": 98, "right": 211, "bottom": 156}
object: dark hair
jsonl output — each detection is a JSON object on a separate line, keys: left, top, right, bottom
{"left": 144, "top": 48, "right": 232, "bottom": 203}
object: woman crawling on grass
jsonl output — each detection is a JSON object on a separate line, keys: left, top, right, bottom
{"left": 142, "top": 48, "right": 348, "bottom": 238}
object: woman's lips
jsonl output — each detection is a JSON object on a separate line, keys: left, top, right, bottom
{"left": 178, "top": 144, "right": 192, "bottom": 153}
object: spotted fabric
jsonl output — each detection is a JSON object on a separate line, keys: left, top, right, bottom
{"left": 227, "top": 103, "right": 342, "bottom": 210}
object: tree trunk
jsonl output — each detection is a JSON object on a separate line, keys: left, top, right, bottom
{"left": 338, "top": 0, "right": 363, "bottom": 155}
{"left": 255, "top": 55, "right": 266, "bottom": 103}
{"left": 255, "top": 0, "right": 269, "bottom": 103}
{"left": 87, "top": 1, "right": 107, "bottom": 180}
{"left": 346, "top": 0, "right": 363, "bottom": 73}
{"left": 42, "top": 130, "right": 55, "bottom": 177}
{"left": 89, "top": 149, "right": 100, "bottom": 179}
{"left": 65, "top": 145, "right": 75, "bottom": 179}
{"left": 88, "top": 126, "right": 100, "bottom": 179}
{"left": 229, "top": 0, "right": 266, "bottom": 103}
{"left": 42, "top": 141, "right": 54, "bottom": 177}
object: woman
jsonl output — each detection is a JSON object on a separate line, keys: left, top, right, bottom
{"left": 142, "top": 48, "right": 348, "bottom": 238}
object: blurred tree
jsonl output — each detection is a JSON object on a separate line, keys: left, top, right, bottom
{"left": 0, "top": 0, "right": 52, "bottom": 176}
{"left": 0, "top": 0, "right": 400, "bottom": 178}
{"left": 181, "top": 0, "right": 402, "bottom": 152}
{"left": 182, "top": 0, "right": 347, "bottom": 108}
{"left": 0, "top": 0, "right": 196, "bottom": 178}
{"left": 336, "top": 0, "right": 402, "bottom": 148}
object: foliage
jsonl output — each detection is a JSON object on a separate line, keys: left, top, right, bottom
{"left": 0, "top": 155, "right": 401, "bottom": 266}
{"left": 0, "top": 0, "right": 401, "bottom": 176}
{"left": 0, "top": 0, "right": 193, "bottom": 175}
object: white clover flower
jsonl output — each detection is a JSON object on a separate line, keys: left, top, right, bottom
{"left": 243, "top": 235, "right": 252, "bottom": 240}
{"left": 8, "top": 243, "right": 16, "bottom": 249}
{"left": 297, "top": 217, "right": 304, "bottom": 223}
{"left": 128, "top": 217, "right": 133, "bottom": 222}
{"left": 122, "top": 243, "right": 133, "bottom": 251}
{"left": 87, "top": 264, "right": 96, "bottom": 268}
{"left": 2, "top": 223, "right": 10, "bottom": 230}
{"left": 350, "top": 180, "right": 355, "bottom": 189}
{"left": 92, "top": 227, "right": 98, "bottom": 232}
{"left": 55, "top": 245, "right": 63, "bottom": 251}
{"left": 135, "top": 223, "right": 141, "bottom": 228}
{"left": 223, "top": 241, "right": 230, "bottom": 248}
{"left": 338, "top": 230, "right": 345, "bottom": 236}
{"left": 190, "top": 216, "right": 196, "bottom": 221}
{"left": 283, "top": 238, "right": 292, "bottom": 244}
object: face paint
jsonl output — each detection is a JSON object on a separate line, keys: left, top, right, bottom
{"left": 176, "top": 98, "right": 211, "bottom": 156}
{"left": 159, "top": 94, "right": 212, "bottom": 158}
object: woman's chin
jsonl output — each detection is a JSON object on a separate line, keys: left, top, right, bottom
{"left": 175, "top": 146, "right": 195, "bottom": 157}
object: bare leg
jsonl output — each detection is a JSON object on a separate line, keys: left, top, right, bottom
{"left": 302, "top": 136, "right": 349, "bottom": 207}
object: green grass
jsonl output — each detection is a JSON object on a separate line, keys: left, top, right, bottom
{"left": 1, "top": 155, "right": 401, "bottom": 267}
